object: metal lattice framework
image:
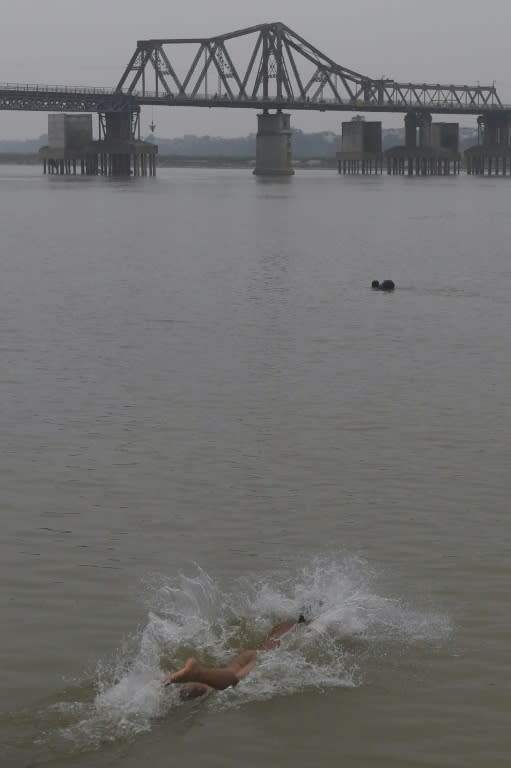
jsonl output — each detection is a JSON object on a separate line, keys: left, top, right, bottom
{"left": 115, "top": 21, "right": 502, "bottom": 114}
{"left": 0, "top": 83, "right": 136, "bottom": 113}
{"left": 0, "top": 22, "right": 504, "bottom": 117}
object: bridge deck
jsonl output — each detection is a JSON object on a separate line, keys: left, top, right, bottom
{"left": 0, "top": 83, "right": 508, "bottom": 116}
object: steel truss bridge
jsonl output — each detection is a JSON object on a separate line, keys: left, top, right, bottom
{"left": 0, "top": 22, "right": 505, "bottom": 116}
{"left": 0, "top": 85, "right": 136, "bottom": 113}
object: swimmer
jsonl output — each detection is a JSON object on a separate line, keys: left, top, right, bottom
{"left": 162, "top": 615, "right": 309, "bottom": 699}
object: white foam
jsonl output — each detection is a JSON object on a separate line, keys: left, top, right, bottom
{"left": 56, "top": 554, "right": 450, "bottom": 747}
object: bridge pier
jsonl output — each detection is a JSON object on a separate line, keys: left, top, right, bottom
{"left": 337, "top": 117, "right": 383, "bottom": 175}
{"left": 465, "top": 113, "right": 511, "bottom": 176}
{"left": 386, "top": 111, "right": 460, "bottom": 176}
{"left": 253, "top": 110, "right": 294, "bottom": 176}
{"left": 39, "top": 112, "right": 157, "bottom": 177}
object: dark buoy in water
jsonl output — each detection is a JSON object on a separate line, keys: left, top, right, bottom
{"left": 371, "top": 279, "right": 395, "bottom": 291}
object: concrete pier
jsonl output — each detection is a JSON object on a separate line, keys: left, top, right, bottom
{"left": 386, "top": 112, "right": 460, "bottom": 176}
{"left": 337, "top": 117, "right": 383, "bottom": 175}
{"left": 465, "top": 113, "right": 511, "bottom": 175}
{"left": 39, "top": 112, "right": 157, "bottom": 177}
{"left": 253, "top": 111, "right": 294, "bottom": 176}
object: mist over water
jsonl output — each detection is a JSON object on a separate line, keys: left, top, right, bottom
{"left": 0, "top": 166, "right": 509, "bottom": 767}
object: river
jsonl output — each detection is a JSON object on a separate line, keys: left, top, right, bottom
{"left": 0, "top": 165, "right": 509, "bottom": 767}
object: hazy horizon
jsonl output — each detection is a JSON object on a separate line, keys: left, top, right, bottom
{"left": 0, "top": 123, "right": 481, "bottom": 147}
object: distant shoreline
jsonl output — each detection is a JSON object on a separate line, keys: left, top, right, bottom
{"left": 0, "top": 153, "right": 41, "bottom": 165}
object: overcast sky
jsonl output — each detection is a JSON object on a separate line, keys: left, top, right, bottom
{"left": 1, "top": 0, "right": 508, "bottom": 139}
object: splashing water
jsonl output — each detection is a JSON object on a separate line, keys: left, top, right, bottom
{"left": 52, "top": 555, "right": 450, "bottom": 748}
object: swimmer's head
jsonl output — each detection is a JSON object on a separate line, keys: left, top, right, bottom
{"left": 299, "top": 600, "right": 324, "bottom": 622}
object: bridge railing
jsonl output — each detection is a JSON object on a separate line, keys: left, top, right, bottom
{"left": 1, "top": 82, "right": 507, "bottom": 112}
{"left": 118, "top": 89, "right": 507, "bottom": 111}
{"left": 0, "top": 82, "right": 117, "bottom": 95}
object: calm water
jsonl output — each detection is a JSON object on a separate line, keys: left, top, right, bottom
{"left": 0, "top": 165, "right": 509, "bottom": 767}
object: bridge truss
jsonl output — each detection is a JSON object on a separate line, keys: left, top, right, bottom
{"left": 115, "top": 22, "right": 502, "bottom": 114}
{"left": 0, "top": 22, "right": 504, "bottom": 117}
{"left": 0, "top": 84, "right": 136, "bottom": 113}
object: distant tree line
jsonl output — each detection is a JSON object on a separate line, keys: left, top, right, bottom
{"left": 146, "top": 126, "right": 479, "bottom": 157}
{"left": 0, "top": 126, "right": 479, "bottom": 159}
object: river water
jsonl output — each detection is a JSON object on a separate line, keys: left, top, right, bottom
{"left": 0, "top": 165, "right": 509, "bottom": 767}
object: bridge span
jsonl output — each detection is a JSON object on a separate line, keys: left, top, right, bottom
{"left": 1, "top": 22, "right": 509, "bottom": 176}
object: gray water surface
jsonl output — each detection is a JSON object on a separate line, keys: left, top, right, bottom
{"left": 0, "top": 166, "right": 509, "bottom": 767}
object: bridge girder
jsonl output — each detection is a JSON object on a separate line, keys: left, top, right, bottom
{"left": 0, "top": 85, "right": 137, "bottom": 113}
{"left": 115, "top": 21, "right": 502, "bottom": 113}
